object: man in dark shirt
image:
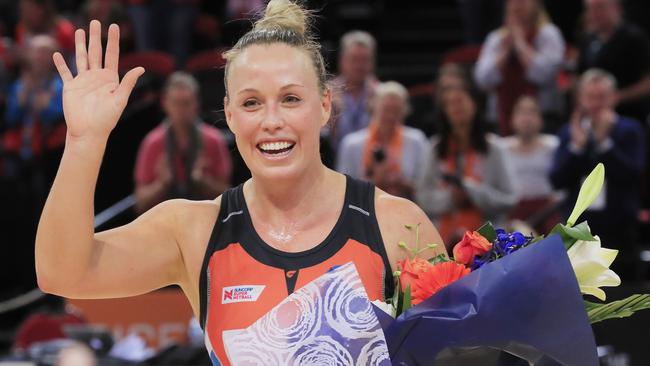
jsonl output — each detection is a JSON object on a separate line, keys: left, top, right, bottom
{"left": 550, "top": 69, "right": 645, "bottom": 279}
{"left": 578, "top": 0, "right": 650, "bottom": 124}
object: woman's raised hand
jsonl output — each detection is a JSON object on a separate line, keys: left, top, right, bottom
{"left": 52, "top": 20, "right": 144, "bottom": 142}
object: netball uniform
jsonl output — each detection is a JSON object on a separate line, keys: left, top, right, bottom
{"left": 198, "top": 175, "right": 394, "bottom": 365}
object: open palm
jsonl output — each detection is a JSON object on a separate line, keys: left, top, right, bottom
{"left": 53, "top": 20, "right": 144, "bottom": 140}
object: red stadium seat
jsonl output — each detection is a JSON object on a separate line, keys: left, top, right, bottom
{"left": 441, "top": 45, "right": 482, "bottom": 66}
{"left": 13, "top": 312, "right": 86, "bottom": 350}
{"left": 408, "top": 83, "right": 435, "bottom": 99}
{"left": 184, "top": 49, "right": 228, "bottom": 73}
{"left": 119, "top": 51, "right": 175, "bottom": 77}
{"left": 184, "top": 49, "right": 229, "bottom": 127}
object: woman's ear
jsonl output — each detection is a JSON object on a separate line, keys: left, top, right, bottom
{"left": 224, "top": 96, "right": 234, "bottom": 133}
{"left": 321, "top": 88, "right": 333, "bottom": 127}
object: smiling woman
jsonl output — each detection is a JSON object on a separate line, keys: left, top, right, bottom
{"left": 34, "top": 0, "right": 445, "bottom": 365}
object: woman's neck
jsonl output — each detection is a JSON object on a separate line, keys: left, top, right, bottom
{"left": 246, "top": 163, "right": 341, "bottom": 226}
{"left": 452, "top": 128, "right": 471, "bottom": 151}
{"left": 376, "top": 121, "right": 396, "bottom": 144}
{"left": 171, "top": 123, "right": 192, "bottom": 149}
{"left": 516, "top": 134, "right": 542, "bottom": 153}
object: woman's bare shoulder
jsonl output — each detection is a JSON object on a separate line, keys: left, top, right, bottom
{"left": 168, "top": 196, "right": 222, "bottom": 248}
{"left": 374, "top": 188, "right": 446, "bottom": 269}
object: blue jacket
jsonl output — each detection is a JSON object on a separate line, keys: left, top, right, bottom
{"left": 550, "top": 116, "right": 646, "bottom": 227}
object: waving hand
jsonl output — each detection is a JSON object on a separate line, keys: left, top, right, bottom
{"left": 52, "top": 20, "right": 144, "bottom": 141}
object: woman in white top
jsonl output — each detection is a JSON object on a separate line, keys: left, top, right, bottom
{"left": 505, "top": 96, "right": 562, "bottom": 233}
{"left": 474, "top": 0, "right": 565, "bottom": 135}
{"left": 337, "top": 81, "right": 428, "bottom": 199}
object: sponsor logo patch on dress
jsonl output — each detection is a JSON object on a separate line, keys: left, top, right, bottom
{"left": 222, "top": 285, "right": 265, "bottom": 304}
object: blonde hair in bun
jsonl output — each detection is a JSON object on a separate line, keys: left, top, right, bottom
{"left": 253, "top": 0, "right": 310, "bottom": 35}
{"left": 223, "top": 0, "right": 327, "bottom": 94}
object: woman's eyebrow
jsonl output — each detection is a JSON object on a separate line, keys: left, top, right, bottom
{"left": 280, "top": 83, "right": 305, "bottom": 90}
{"left": 237, "top": 83, "right": 306, "bottom": 95}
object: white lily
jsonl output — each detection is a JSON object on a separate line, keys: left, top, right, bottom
{"left": 567, "top": 236, "right": 621, "bottom": 301}
{"left": 372, "top": 300, "right": 396, "bottom": 318}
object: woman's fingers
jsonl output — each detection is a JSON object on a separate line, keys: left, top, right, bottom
{"left": 52, "top": 52, "right": 73, "bottom": 82}
{"left": 116, "top": 67, "right": 145, "bottom": 106}
{"left": 104, "top": 24, "right": 120, "bottom": 72}
{"left": 88, "top": 20, "right": 102, "bottom": 69}
{"left": 75, "top": 29, "right": 88, "bottom": 73}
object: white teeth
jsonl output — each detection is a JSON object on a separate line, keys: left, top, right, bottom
{"left": 259, "top": 141, "right": 293, "bottom": 151}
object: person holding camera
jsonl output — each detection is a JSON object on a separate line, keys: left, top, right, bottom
{"left": 416, "top": 84, "right": 517, "bottom": 248}
{"left": 336, "top": 81, "right": 428, "bottom": 199}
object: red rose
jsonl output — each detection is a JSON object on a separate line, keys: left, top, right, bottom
{"left": 411, "top": 261, "right": 471, "bottom": 305}
{"left": 398, "top": 257, "right": 434, "bottom": 293}
{"left": 452, "top": 231, "right": 492, "bottom": 266}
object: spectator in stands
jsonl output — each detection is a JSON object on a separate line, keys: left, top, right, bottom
{"left": 474, "top": 0, "right": 565, "bottom": 135}
{"left": 418, "top": 64, "right": 474, "bottom": 138}
{"left": 134, "top": 72, "right": 232, "bottom": 213}
{"left": 505, "top": 96, "right": 561, "bottom": 233}
{"left": 15, "top": 0, "right": 75, "bottom": 54}
{"left": 577, "top": 0, "right": 650, "bottom": 124}
{"left": 437, "top": 64, "right": 472, "bottom": 96}
{"left": 550, "top": 69, "right": 645, "bottom": 254}
{"left": 416, "top": 85, "right": 517, "bottom": 248}
{"left": 337, "top": 81, "right": 428, "bottom": 199}
{"left": 4, "top": 35, "right": 66, "bottom": 184}
{"left": 329, "top": 30, "right": 378, "bottom": 150}
{"left": 126, "top": 0, "right": 199, "bottom": 68}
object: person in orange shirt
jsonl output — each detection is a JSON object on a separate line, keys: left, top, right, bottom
{"left": 35, "top": 1, "right": 446, "bottom": 365}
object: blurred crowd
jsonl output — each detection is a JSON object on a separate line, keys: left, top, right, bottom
{"left": 1, "top": 0, "right": 650, "bottom": 363}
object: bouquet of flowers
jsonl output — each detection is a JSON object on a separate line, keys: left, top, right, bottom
{"left": 221, "top": 164, "right": 650, "bottom": 365}
{"left": 374, "top": 163, "right": 650, "bottom": 365}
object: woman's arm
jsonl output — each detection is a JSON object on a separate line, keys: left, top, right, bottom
{"left": 415, "top": 141, "right": 454, "bottom": 217}
{"left": 376, "top": 189, "right": 447, "bottom": 272}
{"left": 462, "top": 140, "right": 518, "bottom": 216}
{"left": 35, "top": 21, "right": 188, "bottom": 299}
{"left": 474, "top": 31, "right": 507, "bottom": 90}
{"left": 519, "top": 24, "right": 565, "bottom": 85}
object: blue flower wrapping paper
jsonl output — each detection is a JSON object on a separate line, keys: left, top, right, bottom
{"left": 375, "top": 234, "right": 599, "bottom": 365}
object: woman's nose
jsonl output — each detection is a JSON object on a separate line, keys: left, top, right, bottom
{"left": 261, "top": 103, "right": 285, "bottom": 131}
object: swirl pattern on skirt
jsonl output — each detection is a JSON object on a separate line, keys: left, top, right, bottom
{"left": 223, "top": 262, "right": 389, "bottom": 365}
{"left": 290, "top": 336, "right": 354, "bottom": 366}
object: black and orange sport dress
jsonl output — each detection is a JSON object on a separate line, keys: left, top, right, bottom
{"left": 198, "top": 175, "right": 395, "bottom": 366}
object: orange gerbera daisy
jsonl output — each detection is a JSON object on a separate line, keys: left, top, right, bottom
{"left": 411, "top": 261, "right": 471, "bottom": 305}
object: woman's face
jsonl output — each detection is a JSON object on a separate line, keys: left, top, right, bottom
{"left": 506, "top": 0, "right": 537, "bottom": 25}
{"left": 224, "top": 43, "right": 331, "bottom": 181}
{"left": 512, "top": 97, "right": 543, "bottom": 138}
{"left": 441, "top": 88, "right": 476, "bottom": 132}
{"left": 339, "top": 44, "right": 374, "bottom": 87}
{"left": 374, "top": 94, "right": 405, "bottom": 131}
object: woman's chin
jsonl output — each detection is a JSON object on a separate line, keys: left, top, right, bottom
{"left": 251, "top": 165, "right": 303, "bottom": 182}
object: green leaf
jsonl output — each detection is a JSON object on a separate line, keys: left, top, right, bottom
{"left": 567, "top": 163, "right": 605, "bottom": 227}
{"left": 550, "top": 222, "right": 596, "bottom": 249}
{"left": 477, "top": 222, "right": 497, "bottom": 242}
{"left": 585, "top": 294, "right": 650, "bottom": 324}
{"left": 402, "top": 284, "right": 412, "bottom": 313}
